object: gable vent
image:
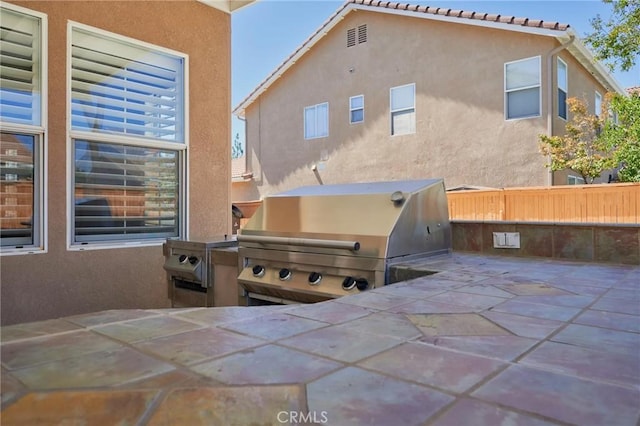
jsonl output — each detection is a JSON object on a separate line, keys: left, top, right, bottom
{"left": 358, "top": 24, "right": 367, "bottom": 44}
{"left": 347, "top": 28, "right": 356, "bottom": 47}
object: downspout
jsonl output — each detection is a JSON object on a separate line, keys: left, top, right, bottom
{"left": 545, "top": 35, "right": 575, "bottom": 186}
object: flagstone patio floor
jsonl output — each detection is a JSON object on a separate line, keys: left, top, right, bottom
{"left": 1, "top": 253, "right": 639, "bottom": 425}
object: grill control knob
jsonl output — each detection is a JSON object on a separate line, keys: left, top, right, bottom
{"left": 178, "top": 254, "right": 189, "bottom": 264}
{"left": 308, "top": 272, "right": 322, "bottom": 286}
{"left": 252, "top": 265, "right": 265, "bottom": 278}
{"left": 342, "top": 277, "right": 357, "bottom": 291}
{"left": 356, "top": 278, "right": 369, "bottom": 291}
{"left": 279, "top": 268, "right": 292, "bottom": 281}
{"left": 188, "top": 256, "right": 199, "bottom": 265}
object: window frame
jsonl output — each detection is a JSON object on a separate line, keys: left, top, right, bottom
{"left": 557, "top": 58, "right": 568, "bottom": 120}
{"left": 390, "top": 83, "right": 416, "bottom": 136}
{"left": 66, "top": 22, "right": 188, "bottom": 250}
{"left": 595, "top": 91, "right": 603, "bottom": 117}
{"left": 0, "top": 4, "right": 48, "bottom": 255}
{"left": 349, "top": 95, "right": 364, "bottom": 124}
{"left": 567, "top": 175, "right": 585, "bottom": 185}
{"left": 504, "top": 56, "right": 542, "bottom": 121}
{"left": 303, "top": 102, "right": 329, "bottom": 140}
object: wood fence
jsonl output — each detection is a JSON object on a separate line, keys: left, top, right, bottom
{"left": 447, "top": 183, "right": 640, "bottom": 224}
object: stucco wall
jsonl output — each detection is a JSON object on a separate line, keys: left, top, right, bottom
{"left": 233, "top": 10, "right": 611, "bottom": 202}
{"left": 1, "top": 1, "right": 231, "bottom": 325}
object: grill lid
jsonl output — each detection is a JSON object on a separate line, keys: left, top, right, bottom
{"left": 238, "top": 179, "right": 451, "bottom": 260}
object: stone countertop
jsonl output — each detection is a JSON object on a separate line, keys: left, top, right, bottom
{"left": 1, "top": 254, "right": 639, "bottom": 425}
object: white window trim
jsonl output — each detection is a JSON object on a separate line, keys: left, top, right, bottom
{"left": 66, "top": 22, "right": 189, "bottom": 250}
{"left": 349, "top": 95, "right": 364, "bottom": 124}
{"left": 567, "top": 175, "right": 585, "bottom": 185}
{"left": 504, "top": 55, "right": 542, "bottom": 121}
{"left": 557, "top": 57, "right": 568, "bottom": 121}
{"left": 390, "top": 83, "right": 416, "bottom": 136}
{"left": 303, "top": 102, "right": 329, "bottom": 140}
{"left": 0, "top": 4, "right": 48, "bottom": 256}
{"left": 595, "top": 91, "right": 603, "bottom": 117}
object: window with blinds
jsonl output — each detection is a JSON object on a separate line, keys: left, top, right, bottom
{"left": 505, "top": 56, "right": 541, "bottom": 120}
{"left": 74, "top": 141, "right": 179, "bottom": 242}
{"left": 0, "top": 7, "right": 42, "bottom": 126}
{"left": 70, "top": 26, "right": 185, "bottom": 244}
{"left": 71, "top": 28, "right": 184, "bottom": 142}
{"left": 0, "top": 5, "right": 44, "bottom": 252}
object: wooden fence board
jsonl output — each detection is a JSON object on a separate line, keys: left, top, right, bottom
{"left": 448, "top": 183, "right": 640, "bottom": 224}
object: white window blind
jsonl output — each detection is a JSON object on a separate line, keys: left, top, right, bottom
{"left": 558, "top": 58, "right": 567, "bottom": 120}
{"left": 74, "top": 141, "right": 179, "bottom": 242}
{"left": 0, "top": 8, "right": 41, "bottom": 126}
{"left": 71, "top": 28, "right": 184, "bottom": 142}
{"left": 70, "top": 26, "right": 185, "bottom": 245}
{"left": 390, "top": 83, "right": 415, "bottom": 135}
{"left": 304, "top": 102, "right": 328, "bottom": 139}
{"left": 595, "top": 91, "right": 602, "bottom": 116}
{"left": 505, "top": 56, "right": 541, "bottom": 120}
{"left": 350, "top": 95, "right": 364, "bottom": 124}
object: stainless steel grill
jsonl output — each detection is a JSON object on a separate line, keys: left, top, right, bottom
{"left": 237, "top": 179, "right": 451, "bottom": 305}
{"left": 163, "top": 236, "right": 238, "bottom": 307}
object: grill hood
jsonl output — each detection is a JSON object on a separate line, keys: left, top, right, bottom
{"left": 238, "top": 179, "right": 451, "bottom": 261}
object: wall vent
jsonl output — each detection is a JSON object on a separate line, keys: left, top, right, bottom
{"left": 358, "top": 24, "right": 367, "bottom": 44}
{"left": 347, "top": 25, "right": 367, "bottom": 47}
{"left": 347, "top": 28, "right": 356, "bottom": 47}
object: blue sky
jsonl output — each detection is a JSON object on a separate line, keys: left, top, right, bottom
{"left": 231, "top": 0, "right": 640, "bottom": 144}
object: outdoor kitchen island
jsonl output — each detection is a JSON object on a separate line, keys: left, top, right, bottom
{"left": 1, "top": 253, "right": 639, "bottom": 425}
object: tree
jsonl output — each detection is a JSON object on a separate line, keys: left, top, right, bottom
{"left": 585, "top": 0, "right": 640, "bottom": 72}
{"left": 539, "top": 97, "right": 617, "bottom": 183}
{"left": 602, "top": 92, "right": 640, "bottom": 182}
{"left": 231, "top": 133, "right": 244, "bottom": 159}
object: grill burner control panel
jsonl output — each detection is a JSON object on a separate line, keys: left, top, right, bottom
{"left": 245, "top": 264, "right": 370, "bottom": 296}
{"left": 164, "top": 254, "right": 203, "bottom": 283}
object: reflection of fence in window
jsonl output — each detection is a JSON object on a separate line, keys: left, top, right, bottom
{"left": 0, "top": 133, "right": 35, "bottom": 244}
{"left": 74, "top": 141, "right": 178, "bottom": 239}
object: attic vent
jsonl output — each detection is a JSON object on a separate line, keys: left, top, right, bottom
{"left": 347, "top": 28, "right": 356, "bottom": 47}
{"left": 358, "top": 24, "right": 367, "bottom": 44}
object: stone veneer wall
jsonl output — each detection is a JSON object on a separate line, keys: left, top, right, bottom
{"left": 452, "top": 221, "right": 640, "bottom": 265}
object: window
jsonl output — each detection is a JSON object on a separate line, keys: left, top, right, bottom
{"left": 390, "top": 83, "right": 415, "bottom": 135}
{"left": 304, "top": 103, "right": 328, "bottom": 139}
{"left": 69, "top": 24, "right": 186, "bottom": 246}
{"left": 557, "top": 58, "right": 568, "bottom": 120}
{"left": 0, "top": 5, "right": 45, "bottom": 252}
{"left": 505, "top": 56, "right": 541, "bottom": 120}
{"left": 567, "top": 175, "right": 585, "bottom": 185}
{"left": 349, "top": 95, "right": 364, "bottom": 124}
{"left": 595, "top": 91, "right": 603, "bottom": 117}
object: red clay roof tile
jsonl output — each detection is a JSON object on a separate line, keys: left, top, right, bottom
{"left": 349, "top": 0, "right": 570, "bottom": 30}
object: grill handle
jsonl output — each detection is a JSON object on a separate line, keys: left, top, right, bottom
{"left": 238, "top": 234, "right": 360, "bottom": 251}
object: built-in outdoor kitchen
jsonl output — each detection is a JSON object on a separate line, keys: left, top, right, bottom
{"left": 163, "top": 179, "right": 452, "bottom": 308}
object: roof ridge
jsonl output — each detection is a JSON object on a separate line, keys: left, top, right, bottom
{"left": 348, "top": 0, "right": 570, "bottom": 30}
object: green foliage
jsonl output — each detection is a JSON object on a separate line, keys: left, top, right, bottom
{"left": 586, "top": 0, "right": 640, "bottom": 72}
{"left": 602, "top": 93, "right": 640, "bottom": 182}
{"left": 232, "top": 133, "right": 244, "bottom": 159}
{"left": 539, "top": 97, "right": 616, "bottom": 183}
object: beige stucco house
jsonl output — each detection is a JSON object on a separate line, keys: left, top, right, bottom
{"left": 232, "top": 0, "right": 624, "bottom": 202}
{"left": 0, "top": 0, "right": 253, "bottom": 325}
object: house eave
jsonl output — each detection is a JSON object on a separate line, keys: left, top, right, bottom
{"left": 198, "top": 0, "right": 255, "bottom": 14}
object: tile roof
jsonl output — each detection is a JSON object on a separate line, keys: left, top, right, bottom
{"left": 627, "top": 86, "right": 640, "bottom": 95}
{"left": 349, "top": 0, "right": 571, "bottom": 31}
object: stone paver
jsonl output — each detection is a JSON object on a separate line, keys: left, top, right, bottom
{"left": 1, "top": 254, "right": 638, "bottom": 425}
